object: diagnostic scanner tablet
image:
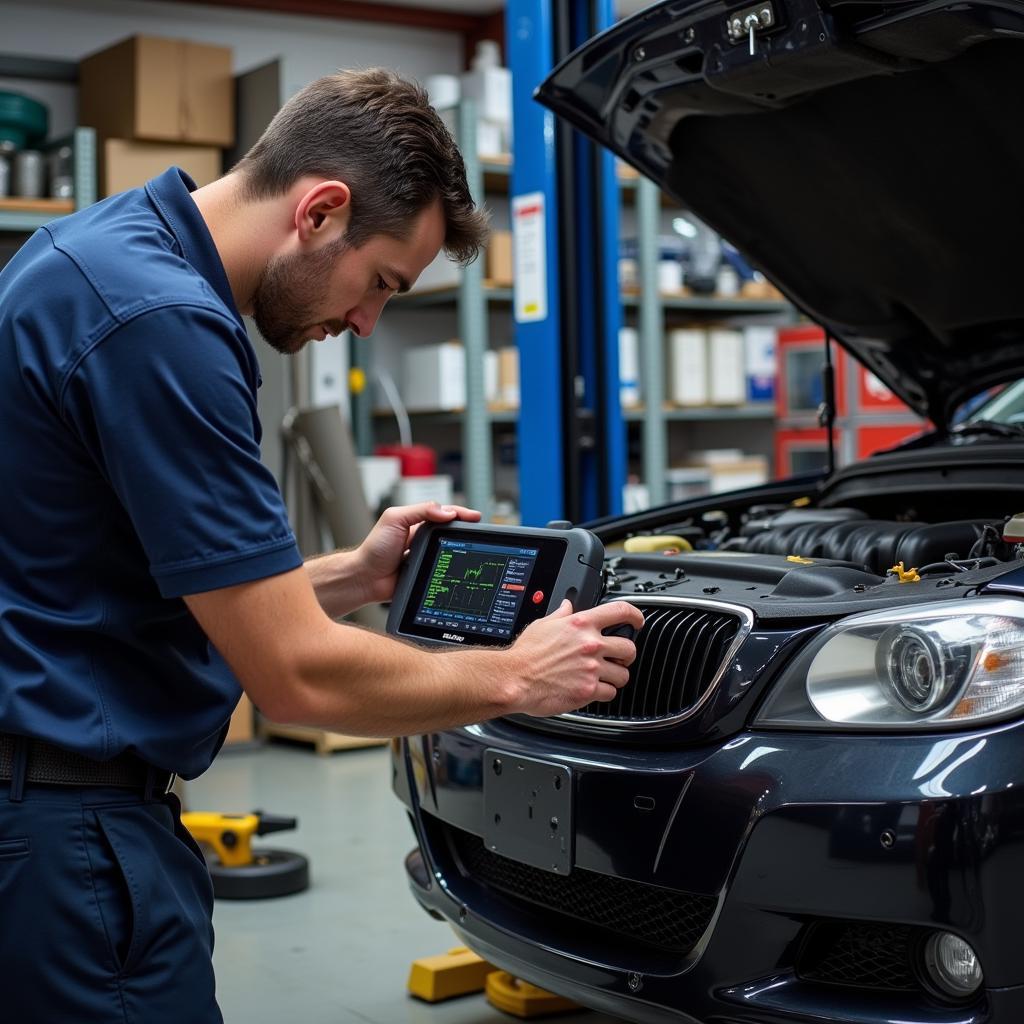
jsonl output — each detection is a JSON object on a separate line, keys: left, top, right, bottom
{"left": 386, "top": 522, "right": 605, "bottom": 647}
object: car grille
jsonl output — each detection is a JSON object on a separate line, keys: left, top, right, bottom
{"left": 797, "top": 921, "right": 923, "bottom": 991}
{"left": 445, "top": 823, "right": 717, "bottom": 955}
{"left": 571, "top": 602, "right": 744, "bottom": 723}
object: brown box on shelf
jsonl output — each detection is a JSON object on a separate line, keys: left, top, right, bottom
{"left": 498, "top": 345, "right": 520, "bottom": 408}
{"left": 224, "top": 693, "right": 254, "bottom": 746}
{"left": 79, "top": 35, "right": 234, "bottom": 146}
{"left": 685, "top": 450, "right": 769, "bottom": 494}
{"left": 100, "top": 138, "right": 222, "bottom": 197}
{"left": 486, "top": 230, "right": 513, "bottom": 285}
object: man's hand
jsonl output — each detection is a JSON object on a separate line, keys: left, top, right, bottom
{"left": 356, "top": 501, "right": 481, "bottom": 605}
{"left": 501, "top": 600, "right": 647, "bottom": 718}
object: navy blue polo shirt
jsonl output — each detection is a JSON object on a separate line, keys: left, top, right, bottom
{"left": 0, "top": 168, "right": 303, "bottom": 778}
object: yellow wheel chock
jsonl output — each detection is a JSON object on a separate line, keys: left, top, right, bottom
{"left": 485, "top": 971, "right": 581, "bottom": 1018}
{"left": 407, "top": 946, "right": 495, "bottom": 1002}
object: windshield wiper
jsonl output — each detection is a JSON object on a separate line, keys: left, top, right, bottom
{"left": 950, "top": 419, "right": 1024, "bottom": 439}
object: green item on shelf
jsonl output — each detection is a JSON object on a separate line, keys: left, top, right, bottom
{"left": 0, "top": 91, "right": 49, "bottom": 149}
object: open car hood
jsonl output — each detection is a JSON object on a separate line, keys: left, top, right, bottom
{"left": 536, "top": 0, "right": 1024, "bottom": 430}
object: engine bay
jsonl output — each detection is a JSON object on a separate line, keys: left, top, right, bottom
{"left": 605, "top": 502, "right": 1024, "bottom": 622}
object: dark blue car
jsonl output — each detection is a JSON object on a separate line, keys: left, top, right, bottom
{"left": 392, "top": 2, "right": 1024, "bottom": 1020}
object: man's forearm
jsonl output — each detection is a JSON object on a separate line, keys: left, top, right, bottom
{"left": 304, "top": 549, "right": 372, "bottom": 618}
{"left": 273, "top": 622, "right": 521, "bottom": 737}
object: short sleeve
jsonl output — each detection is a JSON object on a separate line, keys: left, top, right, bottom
{"left": 61, "top": 304, "right": 302, "bottom": 597}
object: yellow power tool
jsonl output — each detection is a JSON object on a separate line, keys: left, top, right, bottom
{"left": 182, "top": 810, "right": 310, "bottom": 900}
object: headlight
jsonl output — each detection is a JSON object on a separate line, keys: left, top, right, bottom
{"left": 755, "top": 598, "right": 1024, "bottom": 729}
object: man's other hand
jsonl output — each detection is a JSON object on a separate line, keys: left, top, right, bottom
{"left": 357, "top": 502, "right": 481, "bottom": 604}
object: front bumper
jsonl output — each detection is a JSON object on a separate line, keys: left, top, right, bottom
{"left": 391, "top": 719, "right": 1024, "bottom": 1024}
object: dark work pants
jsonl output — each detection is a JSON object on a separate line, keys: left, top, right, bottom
{"left": 0, "top": 779, "right": 221, "bottom": 1023}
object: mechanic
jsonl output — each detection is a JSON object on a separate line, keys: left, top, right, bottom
{"left": 0, "top": 69, "right": 644, "bottom": 1022}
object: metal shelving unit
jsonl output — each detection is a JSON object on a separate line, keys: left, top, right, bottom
{"left": 624, "top": 403, "right": 776, "bottom": 422}
{"left": 0, "top": 127, "right": 96, "bottom": 232}
{"left": 631, "top": 174, "right": 799, "bottom": 505}
{"left": 398, "top": 286, "right": 787, "bottom": 317}
{"left": 383, "top": 100, "right": 496, "bottom": 518}
{"left": 373, "top": 408, "right": 518, "bottom": 426}
{"left": 622, "top": 294, "right": 791, "bottom": 316}
{"left": 395, "top": 285, "right": 513, "bottom": 308}
{"left": 456, "top": 99, "right": 493, "bottom": 520}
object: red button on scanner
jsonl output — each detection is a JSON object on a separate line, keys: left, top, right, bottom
{"left": 532, "top": 590, "right": 545, "bottom": 605}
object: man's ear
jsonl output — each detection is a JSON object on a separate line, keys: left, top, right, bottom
{"left": 294, "top": 181, "right": 352, "bottom": 248}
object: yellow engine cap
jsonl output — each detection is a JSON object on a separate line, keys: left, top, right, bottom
{"left": 888, "top": 561, "right": 921, "bottom": 583}
{"left": 623, "top": 535, "right": 694, "bottom": 554}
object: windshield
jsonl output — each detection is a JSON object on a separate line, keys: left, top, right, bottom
{"left": 961, "top": 381, "right": 1024, "bottom": 426}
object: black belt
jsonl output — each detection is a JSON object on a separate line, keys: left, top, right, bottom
{"left": 0, "top": 734, "right": 173, "bottom": 793}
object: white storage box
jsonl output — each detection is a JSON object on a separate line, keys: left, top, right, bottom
{"left": 619, "top": 326, "right": 641, "bottom": 407}
{"left": 708, "top": 328, "right": 746, "bottom": 405}
{"left": 403, "top": 342, "right": 465, "bottom": 411}
{"left": 665, "top": 467, "right": 712, "bottom": 500}
{"left": 393, "top": 474, "right": 453, "bottom": 507}
{"left": 744, "top": 325, "right": 777, "bottom": 403}
{"left": 357, "top": 456, "right": 401, "bottom": 512}
{"left": 461, "top": 65, "right": 511, "bottom": 129}
{"left": 669, "top": 328, "right": 708, "bottom": 406}
{"left": 484, "top": 350, "right": 500, "bottom": 406}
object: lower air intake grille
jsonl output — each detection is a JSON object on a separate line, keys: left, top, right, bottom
{"left": 797, "top": 921, "right": 924, "bottom": 991}
{"left": 574, "top": 603, "right": 743, "bottom": 722}
{"left": 446, "top": 824, "right": 716, "bottom": 955}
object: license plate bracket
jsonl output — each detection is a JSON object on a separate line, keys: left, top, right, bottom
{"left": 482, "top": 749, "right": 573, "bottom": 875}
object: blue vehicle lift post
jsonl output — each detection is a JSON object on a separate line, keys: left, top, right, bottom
{"left": 506, "top": 0, "right": 626, "bottom": 525}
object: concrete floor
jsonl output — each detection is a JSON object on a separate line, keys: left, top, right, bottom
{"left": 188, "top": 743, "right": 626, "bottom": 1024}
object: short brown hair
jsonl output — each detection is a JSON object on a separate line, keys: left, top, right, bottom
{"left": 234, "top": 68, "right": 489, "bottom": 264}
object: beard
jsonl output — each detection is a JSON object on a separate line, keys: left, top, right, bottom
{"left": 251, "top": 239, "right": 349, "bottom": 354}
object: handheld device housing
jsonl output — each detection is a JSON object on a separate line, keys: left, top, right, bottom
{"left": 386, "top": 522, "right": 605, "bottom": 647}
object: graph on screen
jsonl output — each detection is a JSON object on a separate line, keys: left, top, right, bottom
{"left": 423, "top": 549, "right": 507, "bottom": 615}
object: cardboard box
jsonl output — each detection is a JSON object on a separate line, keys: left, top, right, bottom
{"left": 224, "top": 693, "right": 254, "bottom": 746}
{"left": 100, "top": 138, "right": 222, "bottom": 197}
{"left": 669, "top": 328, "right": 708, "bottom": 406}
{"left": 707, "top": 456, "right": 769, "bottom": 493}
{"left": 403, "top": 341, "right": 465, "bottom": 411}
{"left": 80, "top": 35, "right": 234, "bottom": 147}
{"left": 486, "top": 230, "right": 513, "bottom": 285}
{"left": 497, "top": 346, "right": 519, "bottom": 408}
{"left": 683, "top": 450, "right": 769, "bottom": 494}
{"left": 708, "top": 328, "right": 746, "bottom": 405}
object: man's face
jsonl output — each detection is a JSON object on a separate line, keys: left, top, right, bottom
{"left": 252, "top": 200, "right": 445, "bottom": 354}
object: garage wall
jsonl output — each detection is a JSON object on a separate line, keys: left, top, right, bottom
{"left": 0, "top": 0, "right": 464, "bottom": 141}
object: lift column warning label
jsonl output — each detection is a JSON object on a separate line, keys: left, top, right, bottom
{"left": 512, "top": 191, "right": 547, "bottom": 323}
{"left": 415, "top": 538, "right": 540, "bottom": 638}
